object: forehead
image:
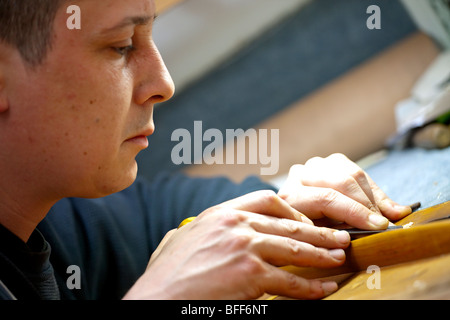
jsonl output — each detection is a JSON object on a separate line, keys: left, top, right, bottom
{"left": 56, "top": 0, "right": 156, "bottom": 34}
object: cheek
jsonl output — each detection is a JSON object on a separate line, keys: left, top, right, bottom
{"left": 12, "top": 72, "right": 127, "bottom": 181}
{"left": 58, "top": 74, "right": 137, "bottom": 182}
{"left": 55, "top": 66, "right": 132, "bottom": 137}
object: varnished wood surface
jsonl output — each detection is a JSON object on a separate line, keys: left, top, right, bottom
{"left": 325, "top": 253, "right": 450, "bottom": 300}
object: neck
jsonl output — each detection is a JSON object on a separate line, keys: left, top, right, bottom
{"left": 0, "top": 186, "right": 56, "bottom": 243}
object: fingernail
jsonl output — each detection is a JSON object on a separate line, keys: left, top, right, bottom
{"left": 333, "top": 230, "right": 350, "bottom": 245}
{"left": 328, "top": 249, "right": 345, "bottom": 261}
{"left": 397, "top": 206, "right": 412, "bottom": 217}
{"left": 383, "top": 199, "right": 412, "bottom": 214}
{"left": 322, "top": 281, "right": 338, "bottom": 296}
{"left": 369, "top": 214, "right": 389, "bottom": 228}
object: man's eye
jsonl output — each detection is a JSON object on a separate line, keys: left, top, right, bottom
{"left": 113, "top": 45, "right": 136, "bottom": 56}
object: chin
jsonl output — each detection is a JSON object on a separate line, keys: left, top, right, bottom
{"left": 87, "top": 163, "right": 139, "bottom": 198}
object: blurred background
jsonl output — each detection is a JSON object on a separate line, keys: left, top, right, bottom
{"left": 137, "top": 0, "right": 448, "bottom": 198}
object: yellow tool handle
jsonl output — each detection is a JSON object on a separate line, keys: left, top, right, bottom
{"left": 178, "top": 217, "right": 196, "bottom": 229}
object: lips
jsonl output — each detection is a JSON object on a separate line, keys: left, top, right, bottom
{"left": 125, "top": 126, "right": 155, "bottom": 148}
{"left": 125, "top": 135, "right": 149, "bottom": 148}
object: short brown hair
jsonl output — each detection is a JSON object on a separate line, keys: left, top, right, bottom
{"left": 0, "top": 0, "right": 66, "bottom": 66}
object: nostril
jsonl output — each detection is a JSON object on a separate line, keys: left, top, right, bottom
{"left": 152, "top": 95, "right": 164, "bottom": 103}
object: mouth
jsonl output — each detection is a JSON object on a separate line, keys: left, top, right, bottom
{"left": 124, "top": 126, "right": 155, "bottom": 149}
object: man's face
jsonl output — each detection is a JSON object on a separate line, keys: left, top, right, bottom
{"left": 0, "top": 0, "right": 174, "bottom": 199}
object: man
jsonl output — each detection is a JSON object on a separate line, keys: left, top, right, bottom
{"left": 0, "top": 0, "right": 411, "bottom": 300}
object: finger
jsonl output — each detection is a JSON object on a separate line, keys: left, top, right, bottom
{"left": 262, "top": 266, "right": 338, "bottom": 300}
{"left": 256, "top": 234, "right": 346, "bottom": 268}
{"left": 365, "top": 175, "right": 412, "bottom": 220}
{"left": 301, "top": 173, "right": 381, "bottom": 215}
{"left": 287, "top": 186, "right": 389, "bottom": 230}
{"left": 344, "top": 169, "right": 379, "bottom": 213}
{"left": 219, "top": 190, "right": 313, "bottom": 225}
{"left": 321, "top": 154, "right": 411, "bottom": 220}
{"left": 246, "top": 214, "right": 350, "bottom": 249}
{"left": 304, "top": 154, "right": 381, "bottom": 214}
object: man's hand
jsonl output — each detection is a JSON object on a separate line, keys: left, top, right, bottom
{"left": 123, "top": 190, "right": 350, "bottom": 300}
{"left": 278, "top": 153, "right": 412, "bottom": 230}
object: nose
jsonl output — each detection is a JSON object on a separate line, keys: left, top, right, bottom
{"left": 134, "top": 42, "right": 175, "bottom": 106}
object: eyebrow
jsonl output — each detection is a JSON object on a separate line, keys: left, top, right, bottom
{"left": 99, "top": 15, "right": 156, "bottom": 35}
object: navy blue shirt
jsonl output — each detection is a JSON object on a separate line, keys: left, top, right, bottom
{"left": 0, "top": 173, "right": 275, "bottom": 300}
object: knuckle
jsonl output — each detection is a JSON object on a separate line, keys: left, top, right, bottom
{"left": 227, "top": 211, "right": 247, "bottom": 225}
{"left": 306, "top": 280, "right": 325, "bottom": 298}
{"left": 305, "top": 156, "right": 323, "bottom": 166}
{"left": 318, "top": 188, "right": 339, "bottom": 210}
{"left": 342, "top": 175, "right": 357, "bottom": 188}
{"left": 351, "top": 168, "right": 366, "bottom": 181}
{"left": 285, "top": 272, "right": 301, "bottom": 291}
{"left": 212, "top": 208, "right": 247, "bottom": 228}
{"left": 316, "top": 227, "right": 330, "bottom": 243}
{"left": 345, "top": 202, "right": 364, "bottom": 221}
{"left": 218, "top": 212, "right": 239, "bottom": 227}
{"left": 258, "top": 189, "right": 279, "bottom": 206}
{"left": 286, "top": 238, "right": 301, "bottom": 256}
{"left": 239, "top": 254, "right": 265, "bottom": 276}
{"left": 281, "top": 219, "right": 302, "bottom": 237}
{"left": 314, "top": 247, "right": 329, "bottom": 263}
{"left": 339, "top": 176, "right": 359, "bottom": 194}
{"left": 229, "top": 231, "right": 253, "bottom": 251}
